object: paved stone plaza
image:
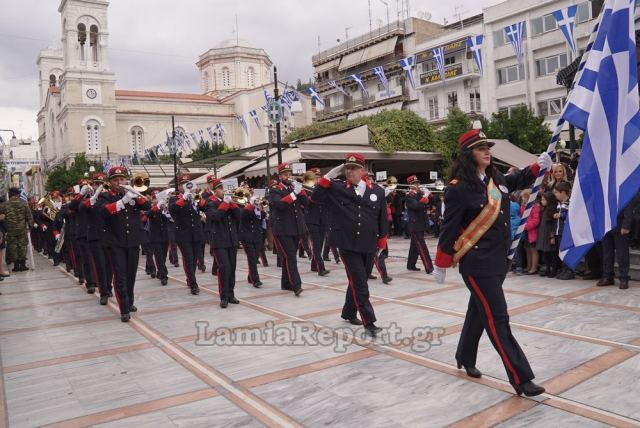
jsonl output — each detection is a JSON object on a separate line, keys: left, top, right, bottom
{"left": 1, "top": 237, "right": 639, "bottom": 427}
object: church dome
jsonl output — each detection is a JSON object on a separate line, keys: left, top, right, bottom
{"left": 215, "top": 39, "right": 254, "bottom": 49}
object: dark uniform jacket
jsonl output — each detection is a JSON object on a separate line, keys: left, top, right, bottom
{"left": 303, "top": 192, "right": 326, "bottom": 230}
{"left": 84, "top": 197, "right": 109, "bottom": 244}
{"left": 435, "top": 166, "right": 538, "bottom": 277}
{"left": 57, "top": 204, "right": 77, "bottom": 239}
{"left": 68, "top": 195, "right": 90, "bottom": 239}
{"left": 97, "top": 191, "right": 151, "bottom": 248}
{"left": 147, "top": 204, "right": 169, "bottom": 243}
{"left": 239, "top": 203, "right": 265, "bottom": 244}
{"left": 268, "top": 183, "right": 307, "bottom": 236}
{"left": 205, "top": 196, "right": 241, "bottom": 248}
{"left": 405, "top": 191, "right": 431, "bottom": 233}
{"left": 313, "top": 178, "right": 388, "bottom": 253}
{"left": 169, "top": 194, "right": 205, "bottom": 243}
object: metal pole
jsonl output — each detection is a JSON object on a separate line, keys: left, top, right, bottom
{"left": 213, "top": 135, "right": 218, "bottom": 177}
{"left": 569, "top": 124, "right": 576, "bottom": 154}
{"left": 172, "top": 115, "right": 178, "bottom": 193}
{"left": 273, "top": 66, "right": 283, "bottom": 165}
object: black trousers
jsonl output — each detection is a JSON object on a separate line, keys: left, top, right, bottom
{"left": 273, "top": 235, "right": 302, "bottom": 291}
{"left": 407, "top": 231, "right": 433, "bottom": 272}
{"left": 151, "top": 241, "right": 169, "bottom": 280}
{"left": 372, "top": 247, "right": 388, "bottom": 278}
{"left": 456, "top": 274, "right": 534, "bottom": 385}
{"left": 198, "top": 242, "right": 206, "bottom": 268}
{"left": 106, "top": 246, "right": 139, "bottom": 315}
{"left": 340, "top": 250, "right": 377, "bottom": 325}
{"left": 177, "top": 241, "right": 201, "bottom": 290}
{"left": 298, "top": 234, "right": 312, "bottom": 259}
{"left": 168, "top": 237, "right": 179, "bottom": 266}
{"left": 143, "top": 242, "right": 155, "bottom": 274}
{"left": 308, "top": 226, "right": 326, "bottom": 273}
{"left": 322, "top": 231, "right": 340, "bottom": 261}
{"left": 602, "top": 230, "right": 630, "bottom": 280}
{"left": 88, "top": 240, "right": 112, "bottom": 297}
{"left": 241, "top": 241, "right": 261, "bottom": 284}
{"left": 212, "top": 246, "right": 237, "bottom": 300}
{"left": 75, "top": 238, "right": 95, "bottom": 288}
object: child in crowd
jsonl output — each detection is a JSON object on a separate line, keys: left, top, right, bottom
{"left": 552, "top": 181, "right": 574, "bottom": 279}
{"left": 521, "top": 191, "right": 541, "bottom": 274}
{"left": 536, "top": 191, "right": 559, "bottom": 277}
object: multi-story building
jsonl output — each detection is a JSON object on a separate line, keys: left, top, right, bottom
{"left": 412, "top": 15, "right": 485, "bottom": 123}
{"left": 311, "top": 18, "right": 444, "bottom": 122}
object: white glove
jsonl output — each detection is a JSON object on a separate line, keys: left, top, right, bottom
{"left": 537, "top": 152, "right": 553, "bottom": 171}
{"left": 182, "top": 192, "right": 193, "bottom": 201}
{"left": 121, "top": 192, "right": 134, "bottom": 205}
{"left": 55, "top": 234, "right": 61, "bottom": 241}
{"left": 116, "top": 200, "right": 126, "bottom": 212}
{"left": 420, "top": 186, "right": 431, "bottom": 199}
{"left": 223, "top": 194, "right": 233, "bottom": 204}
{"left": 157, "top": 200, "right": 167, "bottom": 210}
{"left": 324, "top": 164, "right": 343, "bottom": 179}
{"left": 249, "top": 196, "right": 258, "bottom": 205}
{"left": 80, "top": 185, "right": 92, "bottom": 196}
{"left": 42, "top": 225, "right": 47, "bottom": 232}
{"left": 433, "top": 267, "right": 447, "bottom": 284}
{"left": 384, "top": 187, "right": 392, "bottom": 197}
{"left": 33, "top": 223, "right": 38, "bottom": 229}
{"left": 254, "top": 207, "right": 261, "bottom": 217}
{"left": 292, "top": 180, "right": 303, "bottom": 195}
{"left": 90, "top": 185, "right": 102, "bottom": 206}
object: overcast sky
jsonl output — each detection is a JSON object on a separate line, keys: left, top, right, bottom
{"left": 0, "top": 0, "right": 503, "bottom": 140}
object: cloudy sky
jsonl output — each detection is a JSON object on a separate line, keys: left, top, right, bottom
{"left": 0, "top": 0, "right": 503, "bottom": 140}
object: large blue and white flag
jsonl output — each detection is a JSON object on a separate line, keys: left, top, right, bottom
{"left": 237, "top": 115, "right": 249, "bottom": 135}
{"left": 19, "top": 189, "right": 28, "bottom": 202}
{"left": 206, "top": 126, "right": 216, "bottom": 143}
{"left": 432, "top": 47, "right": 446, "bottom": 82}
{"left": 559, "top": 0, "right": 640, "bottom": 268}
{"left": 399, "top": 56, "right": 416, "bottom": 90}
{"left": 328, "top": 80, "right": 350, "bottom": 97}
{"left": 552, "top": 5, "right": 578, "bottom": 57}
{"left": 263, "top": 89, "right": 274, "bottom": 104}
{"left": 466, "top": 35, "right": 484, "bottom": 75}
{"left": 372, "top": 65, "right": 391, "bottom": 97}
{"left": 349, "top": 73, "right": 368, "bottom": 98}
{"left": 306, "top": 87, "right": 325, "bottom": 107}
{"left": 504, "top": 21, "right": 526, "bottom": 66}
{"left": 248, "top": 109, "right": 261, "bottom": 130}
{"left": 215, "top": 123, "right": 225, "bottom": 143}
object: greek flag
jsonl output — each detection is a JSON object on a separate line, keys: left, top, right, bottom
{"left": 206, "top": 126, "right": 216, "bottom": 143}
{"left": 190, "top": 133, "right": 198, "bottom": 148}
{"left": 552, "top": 5, "right": 578, "bottom": 57}
{"left": 215, "top": 123, "right": 225, "bottom": 142}
{"left": 328, "top": 80, "right": 350, "bottom": 97}
{"left": 466, "top": 35, "right": 484, "bottom": 75}
{"left": 349, "top": 73, "right": 368, "bottom": 98}
{"left": 263, "top": 89, "right": 274, "bottom": 104}
{"left": 559, "top": 0, "right": 640, "bottom": 268}
{"left": 237, "top": 114, "right": 249, "bottom": 135}
{"left": 504, "top": 21, "right": 526, "bottom": 66}
{"left": 372, "top": 65, "right": 391, "bottom": 97}
{"left": 398, "top": 56, "right": 416, "bottom": 90}
{"left": 102, "top": 159, "right": 112, "bottom": 172}
{"left": 19, "top": 189, "right": 28, "bottom": 202}
{"left": 248, "top": 109, "right": 261, "bottom": 130}
{"left": 306, "top": 87, "right": 325, "bottom": 107}
{"left": 432, "top": 47, "right": 446, "bottom": 81}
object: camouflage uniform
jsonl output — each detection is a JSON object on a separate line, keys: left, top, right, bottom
{"left": 0, "top": 196, "right": 33, "bottom": 263}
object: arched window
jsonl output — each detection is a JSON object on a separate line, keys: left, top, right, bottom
{"left": 203, "top": 71, "right": 209, "bottom": 92}
{"left": 222, "top": 67, "right": 230, "bottom": 87}
{"left": 49, "top": 74, "right": 57, "bottom": 87}
{"left": 77, "top": 23, "right": 87, "bottom": 61}
{"left": 85, "top": 119, "right": 101, "bottom": 154}
{"left": 130, "top": 126, "right": 144, "bottom": 155}
{"left": 247, "top": 66, "right": 255, "bottom": 87}
{"left": 89, "top": 25, "right": 99, "bottom": 62}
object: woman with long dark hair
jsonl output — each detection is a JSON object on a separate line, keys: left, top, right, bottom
{"left": 433, "top": 130, "right": 552, "bottom": 397}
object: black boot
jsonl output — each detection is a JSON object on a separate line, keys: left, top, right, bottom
{"left": 512, "top": 381, "right": 545, "bottom": 397}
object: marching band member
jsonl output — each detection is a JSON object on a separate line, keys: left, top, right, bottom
{"left": 313, "top": 153, "right": 388, "bottom": 336}
{"left": 148, "top": 192, "right": 170, "bottom": 286}
{"left": 69, "top": 178, "right": 97, "bottom": 294}
{"left": 269, "top": 163, "right": 308, "bottom": 296}
{"left": 434, "top": 129, "right": 551, "bottom": 396}
{"left": 169, "top": 174, "right": 204, "bottom": 295}
{"left": 201, "top": 174, "right": 218, "bottom": 275}
{"left": 85, "top": 172, "right": 113, "bottom": 305}
{"left": 239, "top": 192, "right": 266, "bottom": 288}
{"left": 405, "top": 175, "right": 434, "bottom": 273}
{"left": 97, "top": 166, "right": 151, "bottom": 322}
{"left": 205, "top": 179, "right": 242, "bottom": 308}
{"left": 303, "top": 170, "right": 330, "bottom": 276}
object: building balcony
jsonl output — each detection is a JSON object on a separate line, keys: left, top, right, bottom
{"left": 315, "top": 86, "right": 409, "bottom": 122}
{"left": 417, "top": 61, "right": 480, "bottom": 87}
{"left": 315, "top": 53, "right": 405, "bottom": 93}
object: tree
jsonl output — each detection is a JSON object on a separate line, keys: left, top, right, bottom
{"left": 485, "top": 105, "right": 552, "bottom": 154}
{"left": 45, "top": 153, "right": 102, "bottom": 192}
{"left": 436, "top": 107, "right": 472, "bottom": 174}
{"left": 189, "top": 140, "right": 230, "bottom": 162}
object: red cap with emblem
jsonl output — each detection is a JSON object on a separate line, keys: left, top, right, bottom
{"left": 108, "top": 166, "right": 128, "bottom": 180}
{"left": 92, "top": 172, "right": 107, "bottom": 182}
{"left": 209, "top": 178, "right": 223, "bottom": 190}
{"left": 344, "top": 153, "right": 365, "bottom": 168}
{"left": 206, "top": 174, "right": 216, "bottom": 184}
{"left": 310, "top": 167, "right": 321, "bottom": 174}
{"left": 269, "top": 179, "right": 279, "bottom": 188}
{"left": 278, "top": 163, "right": 292, "bottom": 174}
{"left": 406, "top": 175, "right": 419, "bottom": 185}
{"left": 66, "top": 186, "right": 75, "bottom": 195}
{"left": 457, "top": 129, "right": 494, "bottom": 151}
{"left": 178, "top": 174, "right": 191, "bottom": 184}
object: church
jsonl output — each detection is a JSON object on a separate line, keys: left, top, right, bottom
{"left": 37, "top": 0, "right": 313, "bottom": 169}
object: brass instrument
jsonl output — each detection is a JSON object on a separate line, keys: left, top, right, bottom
{"left": 102, "top": 183, "right": 110, "bottom": 192}
{"left": 120, "top": 184, "right": 145, "bottom": 199}
{"left": 233, "top": 187, "right": 251, "bottom": 205}
{"left": 301, "top": 171, "right": 317, "bottom": 192}
{"left": 38, "top": 194, "right": 60, "bottom": 221}
{"left": 132, "top": 173, "right": 149, "bottom": 193}
{"left": 193, "top": 189, "right": 206, "bottom": 202}
{"left": 385, "top": 176, "right": 399, "bottom": 190}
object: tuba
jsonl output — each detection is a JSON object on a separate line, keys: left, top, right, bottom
{"left": 132, "top": 173, "right": 149, "bottom": 194}
{"left": 233, "top": 187, "right": 251, "bottom": 205}
{"left": 38, "top": 194, "right": 59, "bottom": 221}
{"left": 302, "top": 171, "right": 316, "bottom": 192}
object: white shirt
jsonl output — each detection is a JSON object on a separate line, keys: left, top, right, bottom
{"left": 355, "top": 180, "right": 367, "bottom": 197}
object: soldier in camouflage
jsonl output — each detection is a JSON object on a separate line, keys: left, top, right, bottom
{"left": 0, "top": 188, "right": 33, "bottom": 272}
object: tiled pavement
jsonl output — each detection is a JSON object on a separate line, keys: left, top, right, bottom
{"left": 1, "top": 238, "right": 640, "bottom": 427}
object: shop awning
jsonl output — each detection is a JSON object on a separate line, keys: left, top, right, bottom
{"left": 338, "top": 36, "right": 397, "bottom": 71}
{"left": 243, "top": 149, "right": 300, "bottom": 179}
{"left": 315, "top": 57, "right": 340, "bottom": 73}
{"left": 488, "top": 139, "right": 537, "bottom": 168}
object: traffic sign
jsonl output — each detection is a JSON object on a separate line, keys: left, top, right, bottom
{"left": 267, "top": 99, "right": 283, "bottom": 124}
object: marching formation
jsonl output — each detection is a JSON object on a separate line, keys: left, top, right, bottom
{"left": 1, "top": 133, "right": 556, "bottom": 397}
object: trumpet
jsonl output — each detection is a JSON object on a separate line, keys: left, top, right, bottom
{"left": 132, "top": 173, "right": 150, "bottom": 193}
{"left": 121, "top": 184, "right": 146, "bottom": 199}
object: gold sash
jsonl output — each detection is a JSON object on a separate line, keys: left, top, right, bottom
{"left": 452, "top": 178, "right": 503, "bottom": 266}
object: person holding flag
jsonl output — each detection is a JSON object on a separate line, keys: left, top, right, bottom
{"left": 433, "top": 129, "right": 552, "bottom": 396}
